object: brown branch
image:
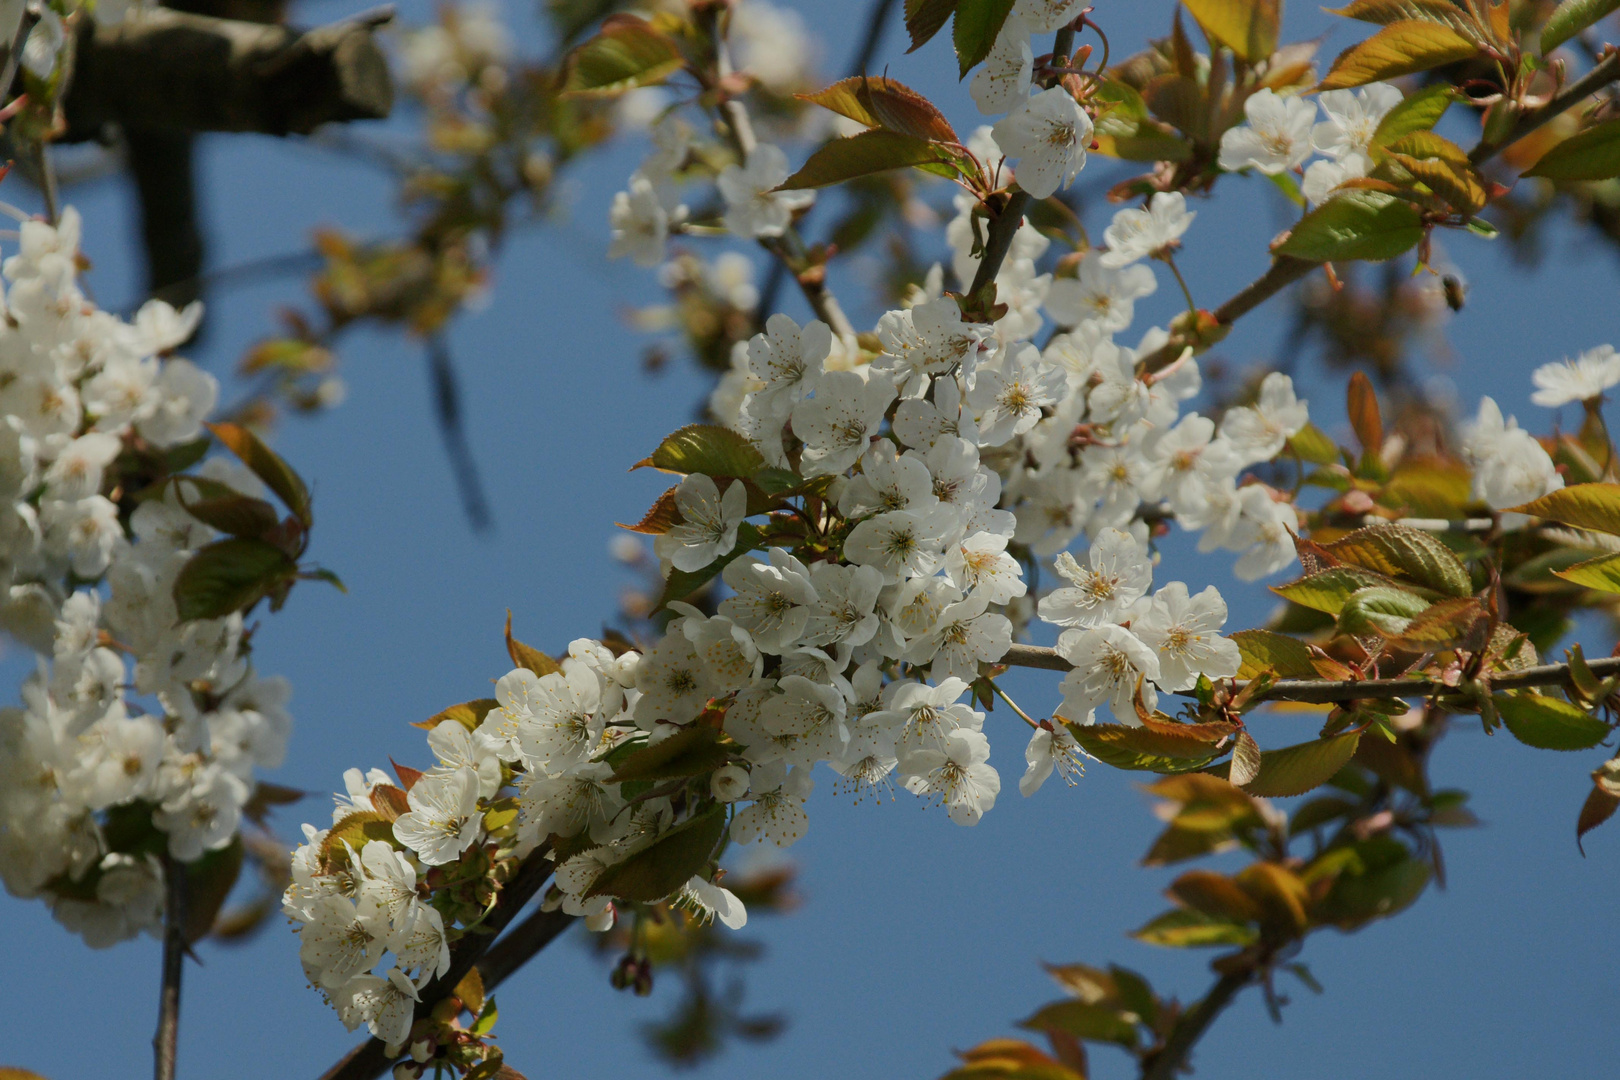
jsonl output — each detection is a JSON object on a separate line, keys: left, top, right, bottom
{"left": 153, "top": 855, "right": 187, "bottom": 1080}
{"left": 1001, "top": 644, "right": 1620, "bottom": 704}
{"left": 318, "top": 848, "right": 555, "bottom": 1080}
{"left": 1468, "top": 49, "right": 1620, "bottom": 165}
{"left": 62, "top": 5, "right": 394, "bottom": 138}
{"left": 1139, "top": 970, "right": 1251, "bottom": 1080}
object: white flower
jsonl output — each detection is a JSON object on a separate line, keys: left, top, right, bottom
{"left": 608, "top": 173, "right": 675, "bottom": 267}
{"left": 968, "top": 342, "right": 1066, "bottom": 446}
{"left": 1227, "top": 486, "right": 1301, "bottom": 581}
{"left": 1055, "top": 624, "right": 1160, "bottom": 723}
{"left": 153, "top": 764, "right": 249, "bottom": 861}
{"left": 719, "top": 548, "right": 819, "bottom": 652}
{"left": 1529, "top": 345, "right": 1620, "bottom": 407}
{"left": 1218, "top": 89, "right": 1316, "bottom": 174}
{"left": 1313, "top": 83, "right": 1402, "bottom": 166}
{"left": 1143, "top": 413, "right": 1241, "bottom": 517}
{"left": 1302, "top": 156, "right": 1364, "bottom": 206}
{"left": 874, "top": 297, "right": 994, "bottom": 396}
{"left": 731, "top": 761, "right": 812, "bottom": 846}
{"left": 1100, "top": 192, "right": 1194, "bottom": 268}
{"left": 840, "top": 440, "right": 937, "bottom": 519}
{"left": 902, "top": 729, "right": 1000, "bottom": 826}
{"left": 660, "top": 473, "right": 747, "bottom": 573}
{"left": 390, "top": 766, "right": 483, "bottom": 866}
{"left": 1461, "top": 397, "right": 1564, "bottom": 511}
{"left": 746, "top": 313, "right": 831, "bottom": 418}
{"left": 1079, "top": 443, "right": 1153, "bottom": 531}
{"left": 763, "top": 674, "right": 849, "bottom": 763}
{"left": 843, "top": 506, "right": 956, "bottom": 582}
{"left": 1038, "top": 527, "right": 1152, "bottom": 628}
{"left": 138, "top": 359, "right": 219, "bottom": 448}
{"left": 515, "top": 761, "right": 623, "bottom": 842}
{"left": 970, "top": 21, "right": 1033, "bottom": 114}
{"left": 41, "top": 496, "right": 122, "bottom": 578}
{"left": 1045, "top": 252, "right": 1157, "bottom": 332}
{"left": 133, "top": 299, "right": 203, "bottom": 354}
{"left": 508, "top": 662, "right": 605, "bottom": 773}
{"left": 718, "top": 144, "right": 814, "bottom": 238}
{"left": 678, "top": 875, "right": 748, "bottom": 929}
{"left": 427, "top": 722, "right": 503, "bottom": 797}
{"left": 710, "top": 763, "right": 750, "bottom": 802}
{"left": 991, "top": 87, "right": 1093, "bottom": 199}
{"left": 633, "top": 631, "right": 718, "bottom": 725}
{"left": 800, "top": 561, "right": 884, "bottom": 648}
{"left": 1219, "top": 372, "right": 1309, "bottom": 464}
{"left": 791, "top": 370, "right": 897, "bottom": 477}
{"left": 42, "top": 433, "right": 121, "bottom": 501}
{"left": 333, "top": 968, "right": 420, "bottom": 1049}
{"left": 1011, "top": 0, "right": 1086, "bottom": 33}
{"left": 1019, "top": 722, "right": 1092, "bottom": 796}
{"left": 905, "top": 591, "right": 1012, "bottom": 683}
{"left": 299, "top": 894, "right": 389, "bottom": 989}
{"left": 945, "top": 530, "right": 1026, "bottom": 605}
{"left": 872, "top": 677, "right": 983, "bottom": 764}
{"left": 1134, "top": 583, "right": 1241, "bottom": 692}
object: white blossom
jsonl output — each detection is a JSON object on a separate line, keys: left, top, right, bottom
{"left": 1529, "top": 345, "right": 1620, "bottom": 407}
{"left": 1218, "top": 89, "right": 1316, "bottom": 174}
{"left": 1100, "top": 192, "right": 1194, "bottom": 268}
{"left": 719, "top": 144, "right": 814, "bottom": 238}
{"left": 991, "top": 87, "right": 1093, "bottom": 199}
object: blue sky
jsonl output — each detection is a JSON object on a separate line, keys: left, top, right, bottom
{"left": 2, "top": 2, "right": 1617, "bottom": 1078}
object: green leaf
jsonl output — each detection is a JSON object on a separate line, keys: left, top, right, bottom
{"left": 183, "top": 837, "right": 244, "bottom": 943}
{"left": 587, "top": 805, "right": 726, "bottom": 901}
{"left": 1391, "top": 596, "right": 1488, "bottom": 649}
{"left": 904, "top": 0, "right": 959, "bottom": 52}
{"left": 1496, "top": 693, "right": 1612, "bottom": 750}
{"left": 1578, "top": 766, "right": 1620, "bottom": 851}
{"left": 1132, "top": 908, "right": 1259, "bottom": 948}
{"left": 1327, "top": 0, "right": 1487, "bottom": 41}
{"left": 658, "top": 521, "right": 763, "bottom": 608}
{"left": 176, "top": 489, "right": 281, "bottom": 540}
{"left": 799, "top": 76, "right": 957, "bottom": 142}
{"left": 560, "top": 14, "right": 684, "bottom": 97}
{"left": 505, "top": 613, "right": 562, "bottom": 677}
{"left": 635, "top": 423, "right": 766, "bottom": 478}
{"left": 1231, "top": 629, "right": 1319, "bottom": 679}
{"left": 172, "top": 538, "right": 298, "bottom": 621}
{"left": 1182, "top": 0, "right": 1281, "bottom": 62}
{"left": 1272, "top": 565, "right": 1404, "bottom": 615}
{"left": 1273, "top": 189, "right": 1425, "bottom": 262}
{"left": 1541, "top": 0, "right": 1620, "bottom": 53}
{"left": 320, "top": 811, "right": 399, "bottom": 871}
{"left": 414, "top": 698, "right": 500, "bottom": 731}
{"left": 952, "top": 0, "right": 1017, "bottom": 78}
{"left": 1371, "top": 83, "right": 1455, "bottom": 149}
{"left": 1337, "top": 585, "right": 1431, "bottom": 637}
{"left": 1386, "top": 131, "right": 1489, "bottom": 214}
{"left": 1325, "top": 523, "right": 1473, "bottom": 597}
{"left": 1318, "top": 20, "right": 1480, "bottom": 91}
{"left": 780, "top": 128, "right": 966, "bottom": 190}
{"left": 1222, "top": 732, "right": 1364, "bottom": 797}
{"left": 609, "top": 725, "right": 732, "bottom": 782}
{"left": 206, "top": 422, "right": 312, "bottom": 526}
{"left": 1511, "top": 483, "right": 1620, "bottom": 534}
{"left": 1317, "top": 843, "right": 1432, "bottom": 928}
{"left": 1065, "top": 720, "right": 1233, "bottom": 773}
{"left": 1553, "top": 551, "right": 1620, "bottom": 593}
{"left": 1167, "top": 868, "right": 1264, "bottom": 923}
{"left": 1287, "top": 422, "right": 1341, "bottom": 465}
{"left": 1523, "top": 117, "right": 1620, "bottom": 181}
{"left": 1019, "top": 1001, "right": 1140, "bottom": 1047}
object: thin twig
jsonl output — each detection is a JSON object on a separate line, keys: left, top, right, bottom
{"left": 425, "top": 335, "right": 493, "bottom": 533}
{"left": 0, "top": 11, "right": 37, "bottom": 111}
{"left": 1468, "top": 50, "right": 1620, "bottom": 165}
{"left": 153, "top": 855, "right": 186, "bottom": 1080}
{"left": 476, "top": 905, "right": 576, "bottom": 991}
{"left": 1140, "top": 970, "right": 1251, "bottom": 1080}
{"left": 1000, "top": 644, "right": 1620, "bottom": 704}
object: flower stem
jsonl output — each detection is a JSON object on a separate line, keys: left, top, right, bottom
{"left": 153, "top": 854, "right": 186, "bottom": 1080}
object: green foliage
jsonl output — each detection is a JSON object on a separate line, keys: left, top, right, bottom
{"left": 1524, "top": 118, "right": 1620, "bottom": 182}
{"left": 799, "top": 76, "right": 958, "bottom": 142}
{"left": 1337, "top": 585, "right": 1431, "bottom": 637}
{"left": 1231, "top": 629, "right": 1319, "bottom": 679}
{"left": 208, "top": 421, "right": 313, "bottom": 527}
{"left": 904, "top": 0, "right": 959, "bottom": 53}
{"left": 1554, "top": 552, "right": 1620, "bottom": 593}
{"left": 1132, "top": 908, "right": 1259, "bottom": 948}
{"left": 609, "top": 726, "right": 733, "bottom": 782}
{"left": 658, "top": 522, "right": 764, "bottom": 607}
{"left": 1271, "top": 565, "right": 1405, "bottom": 614}
{"left": 1370, "top": 83, "right": 1455, "bottom": 149}
{"left": 172, "top": 538, "right": 299, "bottom": 621}
{"left": 1064, "top": 718, "right": 1234, "bottom": 773}
{"left": 587, "top": 805, "right": 727, "bottom": 901}
{"left": 780, "top": 129, "right": 971, "bottom": 190}
{"left": 636, "top": 424, "right": 766, "bottom": 478}
{"left": 1181, "top": 0, "right": 1281, "bottom": 62}
{"left": 1214, "top": 732, "right": 1364, "bottom": 797}
{"left": 561, "top": 15, "right": 685, "bottom": 97}
{"left": 952, "top": 0, "right": 1018, "bottom": 78}
{"left": 1318, "top": 17, "right": 1481, "bottom": 90}
{"left": 1273, "top": 190, "right": 1425, "bottom": 262}
{"left": 1019, "top": 1001, "right": 1140, "bottom": 1047}
{"left": 1496, "top": 693, "right": 1611, "bottom": 751}
{"left": 1540, "top": 0, "right": 1620, "bottom": 54}
{"left": 1325, "top": 522, "right": 1473, "bottom": 597}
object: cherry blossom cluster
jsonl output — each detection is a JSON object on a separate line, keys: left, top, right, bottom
{"left": 0, "top": 208, "right": 293, "bottom": 948}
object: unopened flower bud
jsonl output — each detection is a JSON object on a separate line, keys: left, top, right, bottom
{"left": 586, "top": 903, "right": 616, "bottom": 932}
{"left": 633, "top": 958, "right": 654, "bottom": 997}
{"left": 393, "top": 1064, "right": 423, "bottom": 1080}
{"left": 410, "top": 1039, "right": 433, "bottom": 1064}
{"left": 710, "top": 763, "right": 750, "bottom": 802}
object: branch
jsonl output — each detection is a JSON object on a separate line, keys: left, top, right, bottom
{"left": 317, "top": 849, "right": 555, "bottom": 1080}
{"left": 153, "top": 855, "right": 187, "bottom": 1080}
{"left": 62, "top": 5, "right": 394, "bottom": 139}
{"left": 476, "top": 905, "right": 577, "bottom": 991}
{"left": 1124, "top": 51, "right": 1620, "bottom": 375}
{"left": 1000, "top": 644, "right": 1620, "bottom": 704}
{"left": 1139, "top": 970, "right": 1250, "bottom": 1080}
{"left": 426, "top": 335, "right": 494, "bottom": 533}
